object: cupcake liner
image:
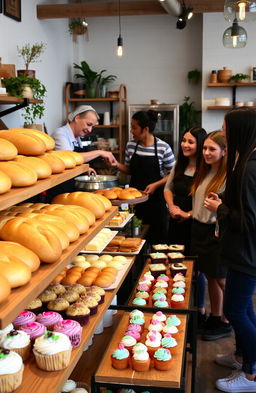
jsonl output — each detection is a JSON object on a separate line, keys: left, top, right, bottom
{"left": 0, "top": 365, "right": 24, "bottom": 393}
{"left": 12, "top": 343, "right": 31, "bottom": 361}
{"left": 111, "top": 355, "right": 129, "bottom": 370}
{"left": 154, "top": 358, "right": 172, "bottom": 371}
{"left": 33, "top": 349, "right": 71, "bottom": 371}
{"left": 69, "top": 333, "right": 81, "bottom": 348}
{"left": 25, "top": 306, "right": 43, "bottom": 315}
{"left": 88, "top": 305, "right": 98, "bottom": 316}
{"left": 65, "top": 314, "right": 89, "bottom": 326}
{"left": 131, "top": 357, "right": 150, "bottom": 372}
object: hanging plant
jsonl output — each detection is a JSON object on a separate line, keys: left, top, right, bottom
{"left": 68, "top": 18, "right": 88, "bottom": 42}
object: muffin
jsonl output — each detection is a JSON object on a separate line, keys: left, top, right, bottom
{"left": 171, "top": 294, "right": 185, "bottom": 308}
{"left": 0, "top": 330, "right": 31, "bottom": 361}
{"left": 26, "top": 298, "right": 43, "bottom": 315}
{"left": 79, "top": 296, "right": 98, "bottom": 315}
{"left": 19, "top": 322, "right": 46, "bottom": 342}
{"left": 88, "top": 286, "right": 105, "bottom": 304}
{"left": 131, "top": 349, "right": 150, "bottom": 372}
{"left": 13, "top": 310, "right": 36, "bottom": 329}
{"left": 65, "top": 303, "right": 90, "bottom": 326}
{"left": 47, "top": 298, "right": 70, "bottom": 316}
{"left": 68, "top": 284, "right": 86, "bottom": 295}
{"left": 0, "top": 349, "right": 24, "bottom": 392}
{"left": 111, "top": 343, "right": 129, "bottom": 370}
{"left": 161, "top": 333, "right": 178, "bottom": 354}
{"left": 53, "top": 319, "right": 82, "bottom": 348}
{"left": 47, "top": 284, "right": 66, "bottom": 296}
{"left": 39, "top": 289, "right": 57, "bottom": 304}
{"left": 153, "top": 348, "right": 172, "bottom": 370}
{"left": 33, "top": 331, "right": 72, "bottom": 371}
{"left": 36, "top": 311, "right": 63, "bottom": 330}
{"left": 61, "top": 290, "right": 80, "bottom": 304}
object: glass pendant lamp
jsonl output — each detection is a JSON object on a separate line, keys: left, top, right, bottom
{"left": 223, "top": 18, "right": 247, "bottom": 48}
{"left": 224, "top": 0, "right": 256, "bottom": 22}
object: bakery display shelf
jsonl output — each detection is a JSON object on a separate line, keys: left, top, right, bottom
{"left": 105, "top": 213, "right": 134, "bottom": 229}
{"left": 101, "top": 239, "right": 146, "bottom": 256}
{"left": 128, "top": 259, "right": 194, "bottom": 310}
{"left": 104, "top": 257, "right": 135, "bottom": 290}
{"left": 0, "top": 164, "right": 89, "bottom": 212}
{"left": 94, "top": 311, "right": 188, "bottom": 389}
{"left": 110, "top": 192, "right": 149, "bottom": 206}
{"left": 208, "top": 105, "right": 256, "bottom": 110}
{"left": 0, "top": 96, "right": 43, "bottom": 104}
{"left": 208, "top": 82, "right": 256, "bottom": 87}
{"left": 79, "top": 230, "right": 119, "bottom": 254}
{"left": 0, "top": 206, "right": 118, "bottom": 328}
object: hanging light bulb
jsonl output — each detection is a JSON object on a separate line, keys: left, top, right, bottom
{"left": 238, "top": 1, "right": 247, "bottom": 19}
{"left": 116, "top": 0, "right": 124, "bottom": 57}
{"left": 224, "top": 0, "right": 256, "bottom": 21}
{"left": 223, "top": 18, "right": 247, "bottom": 48}
{"left": 82, "top": 18, "right": 88, "bottom": 27}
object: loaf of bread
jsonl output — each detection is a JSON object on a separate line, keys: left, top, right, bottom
{"left": 93, "top": 193, "right": 112, "bottom": 211}
{"left": 0, "top": 274, "right": 11, "bottom": 303}
{"left": 0, "top": 255, "right": 31, "bottom": 288}
{"left": 48, "top": 151, "right": 77, "bottom": 169}
{"left": 8, "top": 128, "right": 55, "bottom": 151}
{"left": 38, "top": 153, "right": 65, "bottom": 173}
{"left": 0, "top": 161, "right": 38, "bottom": 187}
{"left": 0, "top": 216, "right": 63, "bottom": 263}
{"left": 0, "top": 130, "right": 47, "bottom": 155}
{"left": 68, "top": 151, "right": 84, "bottom": 165}
{"left": 14, "top": 155, "right": 52, "bottom": 179}
{"left": 0, "top": 138, "right": 18, "bottom": 160}
{"left": 52, "top": 192, "right": 106, "bottom": 219}
{"left": 0, "top": 241, "right": 40, "bottom": 272}
{"left": 0, "top": 170, "right": 12, "bottom": 194}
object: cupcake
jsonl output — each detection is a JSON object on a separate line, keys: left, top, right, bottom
{"left": 126, "top": 324, "right": 142, "bottom": 334}
{"left": 129, "top": 309, "right": 144, "bottom": 319}
{"left": 0, "top": 324, "right": 13, "bottom": 340}
{"left": 154, "top": 348, "right": 172, "bottom": 370}
{"left": 168, "top": 244, "right": 185, "bottom": 252}
{"left": 61, "top": 290, "right": 80, "bottom": 304}
{"left": 65, "top": 303, "right": 90, "bottom": 326}
{"left": 173, "top": 273, "right": 186, "bottom": 282}
{"left": 138, "top": 277, "right": 152, "bottom": 287}
{"left": 111, "top": 343, "right": 129, "bottom": 369}
{"left": 166, "top": 315, "right": 181, "bottom": 327}
{"left": 148, "top": 319, "right": 163, "bottom": 332}
{"left": 131, "top": 349, "right": 150, "bottom": 372}
{"left": 152, "top": 287, "right": 167, "bottom": 295}
{"left": 153, "top": 298, "right": 169, "bottom": 308}
{"left": 19, "top": 322, "right": 46, "bottom": 342}
{"left": 79, "top": 296, "right": 98, "bottom": 315}
{"left": 171, "top": 294, "right": 185, "bottom": 308}
{"left": 135, "top": 291, "right": 149, "bottom": 300}
{"left": 0, "top": 349, "right": 24, "bottom": 392}
{"left": 172, "top": 287, "right": 185, "bottom": 295}
{"left": 36, "top": 311, "right": 63, "bottom": 330}
{"left": 132, "top": 297, "right": 147, "bottom": 306}
{"left": 144, "top": 271, "right": 155, "bottom": 282}
{"left": 33, "top": 331, "right": 72, "bottom": 371}
{"left": 136, "top": 284, "right": 150, "bottom": 292}
{"left": 13, "top": 310, "right": 36, "bottom": 329}
{"left": 132, "top": 343, "right": 148, "bottom": 354}
{"left": 26, "top": 298, "right": 43, "bottom": 315}
{"left": 68, "top": 284, "right": 86, "bottom": 295}
{"left": 129, "top": 315, "right": 145, "bottom": 329}
{"left": 146, "top": 329, "right": 162, "bottom": 341}
{"left": 169, "top": 262, "right": 187, "bottom": 277}
{"left": 47, "top": 298, "right": 70, "bottom": 316}
{"left": 173, "top": 280, "right": 186, "bottom": 289}
{"left": 39, "top": 289, "right": 57, "bottom": 305}
{"left": 125, "top": 330, "right": 141, "bottom": 341}
{"left": 47, "top": 284, "right": 66, "bottom": 296}
{"left": 156, "top": 274, "right": 170, "bottom": 282}
{"left": 145, "top": 332, "right": 161, "bottom": 358}
{"left": 152, "top": 311, "right": 167, "bottom": 323}
{"left": 161, "top": 333, "right": 178, "bottom": 354}
{"left": 88, "top": 286, "right": 105, "bottom": 303}
{"left": 120, "top": 335, "right": 137, "bottom": 353}
{"left": 61, "top": 379, "right": 77, "bottom": 392}
{"left": 0, "top": 330, "right": 31, "bottom": 361}
{"left": 152, "top": 292, "right": 167, "bottom": 302}
{"left": 154, "top": 280, "right": 168, "bottom": 289}
{"left": 162, "top": 324, "right": 179, "bottom": 338}
{"left": 53, "top": 319, "right": 82, "bottom": 348}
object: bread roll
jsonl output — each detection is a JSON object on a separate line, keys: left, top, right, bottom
{"left": 103, "top": 190, "right": 118, "bottom": 200}
{"left": 9, "top": 128, "right": 55, "bottom": 151}
{"left": 0, "top": 161, "right": 38, "bottom": 187}
{"left": 0, "top": 241, "right": 40, "bottom": 272}
{"left": 0, "top": 255, "right": 31, "bottom": 288}
{"left": 14, "top": 156, "right": 52, "bottom": 179}
{"left": 49, "top": 151, "right": 77, "bottom": 169}
{"left": 93, "top": 193, "right": 112, "bottom": 210}
{"left": 68, "top": 151, "right": 84, "bottom": 165}
{"left": 0, "top": 170, "right": 12, "bottom": 194}
{"left": 0, "top": 138, "right": 18, "bottom": 160}
{"left": 0, "top": 216, "right": 63, "bottom": 263}
{"left": 38, "top": 153, "right": 65, "bottom": 173}
{"left": 118, "top": 190, "right": 135, "bottom": 200}
{"left": 0, "top": 274, "right": 11, "bottom": 303}
{"left": 0, "top": 130, "right": 47, "bottom": 155}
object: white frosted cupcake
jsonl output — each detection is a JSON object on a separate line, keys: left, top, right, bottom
{"left": 61, "top": 379, "right": 77, "bottom": 392}
{"left": 0, "top": 349, "right": 24, "bottom": 392}
{"left": 0, "top": 330, "right": 31, "bottom": 361}
{"left": 0, "top": 324, "right": 13, "bottom": 339}
{"left": 33, "top": 331, "right": 72, "bottom": 371}
{"left": 152, "top": 311, "right": 167, "bottom": 323}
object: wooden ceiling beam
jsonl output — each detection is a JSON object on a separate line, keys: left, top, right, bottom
{"left": 188, "top": 0, "right": 224, "bottom": 14}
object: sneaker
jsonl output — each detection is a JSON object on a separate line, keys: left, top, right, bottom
{"left": 197, "top": 312, "right": 207, "bottom": 334}
{"left": 216, "top": 371, "right": 256, "bottom": 392}
{"left": 215, "top": 354, "right": 242, "bottom": 370}
{"left": 202, "top": 322, "right": 232, "bottom": 341}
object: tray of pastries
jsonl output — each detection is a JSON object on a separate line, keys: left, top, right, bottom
{"left": 95, "top": 187, "right": 149, "bottom": 206}
{"left": 102, "top": 235, "right": 146, "bottom": 255}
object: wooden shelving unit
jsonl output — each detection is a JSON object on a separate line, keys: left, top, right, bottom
{"left": 207, "top": 82, "right": 256, "bottom": 109}
{"left": 0, "top": 96, "right": 43, "bottom": 119}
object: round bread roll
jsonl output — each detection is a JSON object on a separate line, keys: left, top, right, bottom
{"left": 99, "top": 254, "right": 113, "bottom": 263}
{"left": 38, "top": 153, "right": 65, "bottom": 173}
{"left": 126, "top": 187, "right": 138, "bottom": 192}
{"left": 0, "top": 161, "right": 38, "bottom": 187}
{"left": 49, "top": 151, "right": 77, "bottom": 169}
{"left": 118, "top": 190, "right": 135, "bottom": 200}
{"left": 130, "top": 190, "right": 142, "bottom": 198}
{"left": 14, "top": 156, "right": 52, "bottom": 179}
{"left": 0, "top": 255, "right": 31, "bottom": 288}
{"left": 0, "top": 273, "right": 11, "bottom": 303}
{"left": 0, "top": 241, "right": 40, "bottom": 272}
{"left": 85, "top": 255, "right": 99, "bottom": 262}
{"left": 94, "top": 189, "right": 105, "bottom": 195}
{"left": 103, "top": 190, "right": 118, "bottom": 200}
{"left": 9, "top": 128, "right": 55, "bottom": 151}
{"left": 72, "top": 255, "right": 86, "bottom": 264}
{"left": 0, "top": 170, "right": 12, "bottom": 194}
{"left": 0, "top": 130, "right": 47, "bottom": 155}
{"left": 112, "top": 255, "right": 127, "bottom": 264}
{"left": 107, "top": 261, "right": 123, "bottom": 270}
{"left": 91, "top": 260, "right": 107, "bottom": 269}
{"left": 0, "top": 138, "right": 18, "bottom": 160}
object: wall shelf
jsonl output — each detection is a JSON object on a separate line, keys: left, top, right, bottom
{"left": 207, "top": 82, "right": 256, "bottom": 107}
{"left": 0, "top": 96, "right": 43, "bottom": 118}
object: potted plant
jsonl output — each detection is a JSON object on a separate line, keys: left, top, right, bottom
{"left": 187, "top": 69, "right": 201, "bottom": 84}
{"left": 230, "top": 73, "right": 250, "bottom": 83}
{"left": 17, "top": 42, "right": 46, "bottom": 78}
{"left": 179, "top": 96, "right": 201, "bottom": 135}
{"left": 97, "top": 71, "right": 117, "bottom": 97}
{"left": 68, "top": 18, "right": 88, "bottom": 36}
{"left": 132, "top": 216, "right": 143, "bottom": 236}
{"left": 3, "top": 75, "right": 46, "bottom": 127}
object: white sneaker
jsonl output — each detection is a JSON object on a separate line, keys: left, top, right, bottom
{"left": 215, "top": 354, "right": 242, "bottom": 370}
{"left": 216, "top": 371, "right": 256, "bottom": 392}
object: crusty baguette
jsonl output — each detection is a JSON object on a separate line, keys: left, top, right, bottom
{"left": 0, "top": 138, "right": 18, "bottom": 160}
{"left": 0, "top": 241, "right": 40, "bottom": 272}
{"left": 38, "top": 153, "right": 65, "bottom": 173}
{"left": 0, "top": 161, "right": 38, "bottom": 187}
{"left": 14, "top": 156, "right": 52, "bottom": 179}
{"left": 0, "top": 130, "right": 47, "bottom": 155}
{"left": 0, "top": 170, "right": 12, "bottom": 194}
{"left": 8, "top": 128, "right": 55, "bottom": 151}
{"left": 48, "top": 151, "right": 77, "bottom": 168}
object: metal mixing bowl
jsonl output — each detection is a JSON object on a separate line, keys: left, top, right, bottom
{"left": 74, "top": 175, "right": 119, "bottom": 191}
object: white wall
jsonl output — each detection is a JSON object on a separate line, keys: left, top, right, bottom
{"left": 202, "top": 13, "right": 256, "bottom": 132}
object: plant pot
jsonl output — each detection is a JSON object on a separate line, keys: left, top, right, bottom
{"left": 24, "top": 124, "right": 44, "bottom": 131}
{"left": 72, "top": 25, "right": 87, "bottom": 35}
{"left": 21, "top": 84, "right": 33, "bottom": 99}
{"left": 97, "top": 84, "right": 107, "bottom": 98}
{"left": 86, "top": 84, "right": 97, "bottom": 98}
{"left": 17, "top": 70, "right": 36, "bottom": 78}
{"left": 70, "top": 83, "right": 86, "bottom": 99}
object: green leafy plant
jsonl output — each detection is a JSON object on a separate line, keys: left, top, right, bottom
{"left": 17, "top": 42, "right": 46, "bottom": 70}
{"left": 3, "top": 75, "right": 46, "bottom": 124}
{"left": 230, "top": 73, "right": 250, "bottom": 82}
{"left": 133, "top": 216, "right": 143, "bottom": 228}
{"left": 179, "top": 96, "right": 201, "bottom": 134}
{"left": 187, "top": 69, "right": 201, "bottom": 84}
{"left": 68, "top": 18, "right": 88, "bottom": 35}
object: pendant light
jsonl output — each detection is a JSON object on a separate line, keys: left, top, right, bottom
{"left": 224, "top": 0, "right": 256, "bottom": 22}
{"left": 116, "top": 0, "right": 124, "bottom": 57}
{"left": 223, "top": 18, "right": 247, "bottom": 48}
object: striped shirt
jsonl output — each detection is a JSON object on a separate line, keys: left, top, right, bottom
{"left": 125, "top": 137, "right": 175, "bottom": 177}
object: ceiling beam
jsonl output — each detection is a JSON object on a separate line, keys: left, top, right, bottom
{"left": 189, "top": 0, "right": 224, "bottom": 13}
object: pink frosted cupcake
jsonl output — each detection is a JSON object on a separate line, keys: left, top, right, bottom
{"left": 126, "top": 323, "right": 142, "bottom": 333}
{"left": 13, "top": 311, "right": 36, "bottom": 329}
{"left": 125, "top": 329, "right": 141, "bottom": 341}
{"left": 36, "top": 311, "right": 63, "bottom": 330}
{"left": 152, "top": 311, "right": 167, "bottom": 323}
{"left": 19, "top": 322, "right": 46, "bottom": 342}
{"left": 53, "top": 319, "right": 82, "bottom": 348}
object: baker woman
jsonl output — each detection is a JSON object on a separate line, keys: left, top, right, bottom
{"left": 113, "top": 110, "right": 175, "bottom": 244}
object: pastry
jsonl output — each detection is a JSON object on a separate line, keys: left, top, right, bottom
{"left": 61, "top": 290, "right": 80, "bottom": 304}
{"left": 148, "top": 263, "right": 167, "bottom": 278}
{"left": 0, "top": 349, "right": 24, "bottom": 392}
{"left": 53, "top": 319, "right": 82, "bottom": 348}
{"left": 65, "top": 303, "right": 90, "bottom": 326}
{"left": 149, "top": 252, "right": 167, "bottom": 264}
{"left": 111, "top": 343, "right": 130, "bottom": 369}
{"left": 36, "top": 311, "right": 63, "bottom": 330}
{"left": 0, "top": 329, "right": 31, "bottom": 361}
{"left": 47, "top": 284, "right": 66, "bottom": 296}
{"left": 168, "top": 244, "right": 185, "bottom": 252}
{"left": 152, "top": 244, "right": 169, "bottom": 253}
{"left": 153, "top": 348, "right": 172, "bottom": 370}
{"left": 131, "top": 349, "right": 150, "bottom": 372}
{"left": 161, "top": 333, "right": 178, "bottom": 354}
{"left": 13, "top": 310, "right": 36, "bottom": 329}
{"left": 19, "top": 322, "right": 46, "bottom": 342}
{"left": 39, "top": 289, "right": 57, "bottom": 304}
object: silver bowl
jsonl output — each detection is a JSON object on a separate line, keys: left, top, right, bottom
{"left": 74, "top": 175, "right": 119, "bottom": 191}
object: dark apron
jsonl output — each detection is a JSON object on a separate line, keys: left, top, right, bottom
{"left": 130, "top": 137, "right": 168, "bottom": 244}
{"left": 168, "top": 173, "right": 193, "bottom": 254}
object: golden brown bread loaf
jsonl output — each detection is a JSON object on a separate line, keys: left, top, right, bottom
{"left": 0, "top": 161, "right": 38, "bottom": 187}
{"left": 0, "top": 130, "right": 47, "bottom": 155}
{"left": 38, "top": 153, "right": 65, "bottom": 173}
{"left": 48, "top": 151, "right": 77, "bottom": 169}
{"left": 92, "top": 193, "right": 112, "bottom": 211}
{"left": 14, "top": 156, "right": 52, "bottom": 179}
{"left": 0, "top": 241, "right": 40, "bottom": 272}
{"left": 0, "top": 255, "right": 31, "bottom": 288}
{"left": 0, "top": 138, "right": 18, "bottom": 160}
{"left": 0, "top": 274, "right": 11, "bottom": 303}
{"left": 0, "top": 216, "right": 63, "bottom": 263}
{"left": 118, "top": 190, "right": 136, "bottom": 200}
{"left": 52, "top": 192, "right": 106, "bottom": 219}
{"left": 0, "top": 170, "right": 12, "bottom": 194}
{"left": 8, "top": 128, "right": 55, "bottom": 151}
{"left": 67, "top": 151, "right": 84, "bottom": 165}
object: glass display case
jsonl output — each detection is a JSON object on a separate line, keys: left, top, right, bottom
{"left": 128, "top": 104, "right": 179, "bottom": 156}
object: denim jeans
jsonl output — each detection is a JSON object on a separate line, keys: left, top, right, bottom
{"left": 224, "top": 268, "right": 256, "bottom": 374}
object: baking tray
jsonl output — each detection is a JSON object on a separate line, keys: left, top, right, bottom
{"left": 80, "top": 230, "right": 118, "bottom": 254}
{"left": 105, "top": 213, "right": 134, "bottom": 229}
{"left": 101, "top": 239, "right": 146, "bottom": 256}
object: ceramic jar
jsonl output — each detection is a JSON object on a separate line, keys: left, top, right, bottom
{"left": 217, "top": 67, "right": 232, "bottom": 83}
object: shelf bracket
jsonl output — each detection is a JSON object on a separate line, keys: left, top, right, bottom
{"left": 232, "top": 85, "right": 237, "bottom": 106}
{"left": 0, "top": 98, "right": 29, "bottom": 118}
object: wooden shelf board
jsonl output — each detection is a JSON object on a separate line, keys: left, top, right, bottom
{"left": 0, "top": 164, "right": 89, "bottom": 212}
{"left": 208, "top": 106, "right": 256, "bottom": 110}
{"left": 95, "top": 124, "right": 119, "bottom": 128}
{"left": 208, "top": 82, "right": 256, "bottom": 87}
{"left": 0, "top": 206, "right": 118, "bottom": 328}
{"left": 17, "top": 256, "right": 135, "bottom": 393}
{"left": 0, "top": 96, "right": 43, "bottom": 104}
{"left": 95, "top": 312, "right": 188, "bottom": 388}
